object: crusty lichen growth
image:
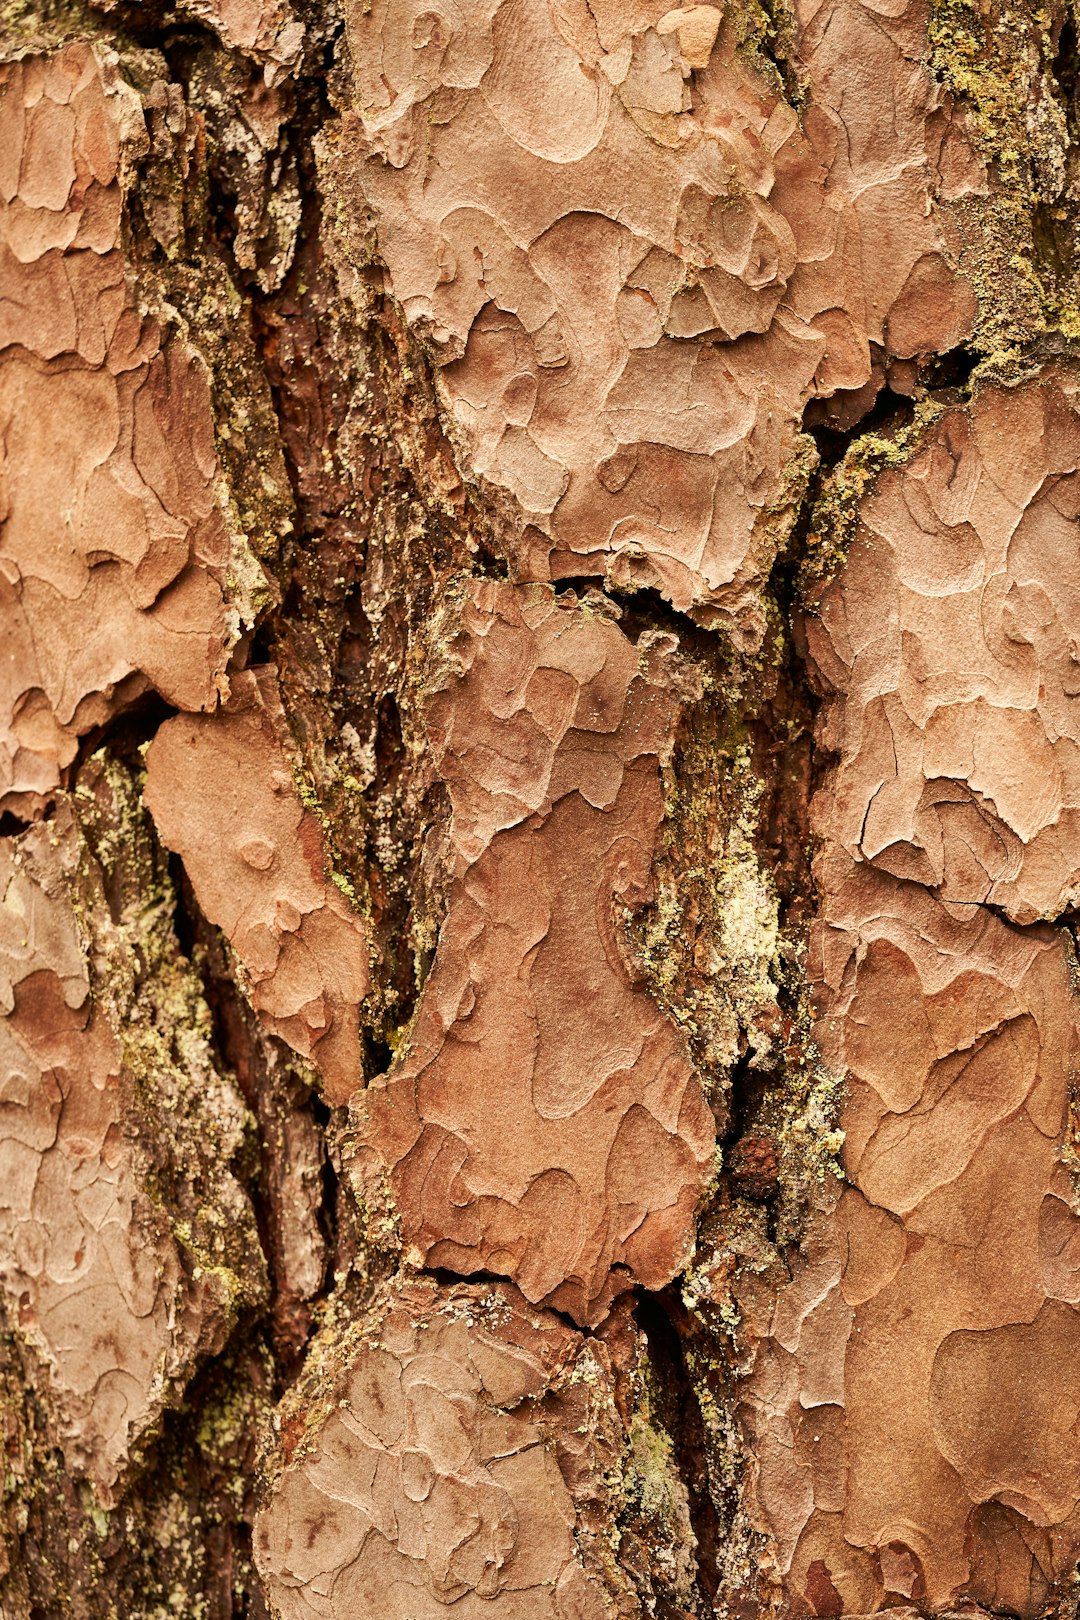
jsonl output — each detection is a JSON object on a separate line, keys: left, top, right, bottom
{"left": 928, "top": 0, "right": 1078, "bottom": 351}
{"left": 1064, "top": 916, "right": 1080, "bottom": 1200}
{"left": 799, "top": 398, "right": 948, "bottom": 593}
{"left": 116, "top": 44, "right": 297, "bottom": 576}
{"left": 341, "top": 1125, "right": 406, "bottom": 1280}
{"left": 253, "top": 1272, "right": 384, "bottom": 1498}
{"left": 0, "top": 0, "right": 112, "bottom": 60}
{"left": 614, "top": 1355, "right": 700, "bottom": 1613}
{"left": 772, "top": 1055, "right": 846, "bottom": 1240}
{"left": 89, "top": 1337, "right": 276, "bottom": 1620}
{"left": 722, "top": 0, "right": 805, "bottom": 118}
{"left": 241, "top": 195, "right": 485, "bottom": 1075}
{"left": 73, "top": 752, "right": 267, "bottom": 1335}
{"left": 278, "top": 564, "right": 452, "bottom": 1067}
{"left": 673, "top": 1194, "right": 789, "bottom": 1616}
{"left": 713, "top": 749, "right": 782, "bottom": 1032}
{"left": 929, "top": 0, "right": 1064, "bottom": 198}
{"left": 630, "top": 675, "right": 783, "bottom": 1124}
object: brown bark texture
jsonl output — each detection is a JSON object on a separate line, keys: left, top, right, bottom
{"left": 3, "top": 1, "right": 1080, "bottom": 1617}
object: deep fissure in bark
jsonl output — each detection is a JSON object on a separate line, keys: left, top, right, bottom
{"left": 636, "top": 1288, "right": 725, "bottom": 1613}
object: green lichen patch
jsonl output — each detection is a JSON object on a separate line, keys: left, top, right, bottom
{"left": 99, "top": 1336, "right": 277, "bottom": 1620}
{"left": 601, "top": 1323, "right": 707, "bottom": 1615}
{"left": 928, "top": 0, "right": 1080, "bottom": 352}
{"left": 799, "top": 398, "right": 947, "bottom": 594}
{"left": 666, "top": 1196, "right": 789, "bottom": 1613}
{"left": 929, "top": 0, "right": 1063, "bottom": 198}
{"left": 771, "top": 1050, "right": 845, "bottom": 1241}
{"left": 246, "top": 259, "right": 482, "bottom": 1076}
{"left": 72, "top": 752, "right": 267, "bottom": 1333}
{"left": 113, "top": 45, "right": 297, "bottom": 577}
{"left": 619, "top": 1405, "right": 700, "bottom": 1608}
{"left": 253, "top": 1265, "right": 394, "bottom": 1499}
{"left": 629, "top": 670, "right": 785, "bottom": 1127}
{"left": 726, "top": 0, "right": 803, "bottom": 102}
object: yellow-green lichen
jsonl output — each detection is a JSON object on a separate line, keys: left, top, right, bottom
{"left": 800, "top": 397, "right": 948, "bottom": 593}
{"left": 928, "top": 0, "right": 1077, "bottom": 351}
{"left": 71, "top": 753, "right": 267, "bottom": 1331}
{"left": 773, "top": 1056, "right": 846, "bottom": 1238}
{"left": 632, "top": 682, "right": 785, "bottom": 1114}
{"left": 610, "top": 1346, "right": 699, "bottom": 1611}
{"left": 728, "top": 0, "right": 802, "bottom": 101}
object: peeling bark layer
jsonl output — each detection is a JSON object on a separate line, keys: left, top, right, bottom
{"left": 4, "top": 1, "right": 1080, "bottom": 1616}
{"left": 145, "top": 667, "right": 371, "bottom": 1104}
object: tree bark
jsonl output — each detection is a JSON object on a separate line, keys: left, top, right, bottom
{"left": 3, "top": 2, "right": 1080, "bottom": 1616}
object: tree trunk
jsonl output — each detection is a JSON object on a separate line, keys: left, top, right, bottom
{"left": 3, "top": 1, "right": 1080, "bottom": 1616}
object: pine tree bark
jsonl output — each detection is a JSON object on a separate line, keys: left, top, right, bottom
{"left": 3, "top": 2, "right": 1080, "bottom": 1617}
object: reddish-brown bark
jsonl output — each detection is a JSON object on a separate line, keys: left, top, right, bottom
{"left": 4, "top": 3, "right": 1080, "bottom": 1618}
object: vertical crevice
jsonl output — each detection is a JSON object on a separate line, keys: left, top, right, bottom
{"left": 635, "top": 1289, "right": 724, "bottom": 1613}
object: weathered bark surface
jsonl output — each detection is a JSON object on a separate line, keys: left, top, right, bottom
{"left": 254, "top": 1279, "right": 681, "bottom": 1619}
{"left": 337, "top": 0, "right": 982, "bottom": 640}
{"left": 350, "top": 579, "right": 715, "bottom": 1328}
{"left": 144, "top": 667, "right": 372, "bottom": 1102}
{"left": 0, "top": 41, "right": 263, "bottom": 815}
{"left": 4, "top": 2, "right": 1080, "bottom": 1618}
{"left": 740, "top": 371, "right": 1080, "bottom": 1615}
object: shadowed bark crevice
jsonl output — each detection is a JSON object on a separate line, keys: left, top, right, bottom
{"left": 635, "top": 1288, "right": 724, "bottom": 1615}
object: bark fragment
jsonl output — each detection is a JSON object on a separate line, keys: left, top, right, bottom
{"left": 0, "top": 42, "right": 266, "bottom": 818}
{"left": 144, "top": 667, "right": 372, "bottom": 1105}
{"left": 255, "top": 1278, "right": 606, "bottom": 1618}
{"left": 171, "top": 0, "right": 304, "bottom": 81}
{"left": 742, "top": 370, "right": 1080, "bottom": 1616}
{"left": 350, "top": 580, "right": 714, "bottom": 1327}
{"left": 337, "top": 0, "right": 982, "bottom": 641}
{"left": 807, "top": 366, "right": 1080, "bottom": 924}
